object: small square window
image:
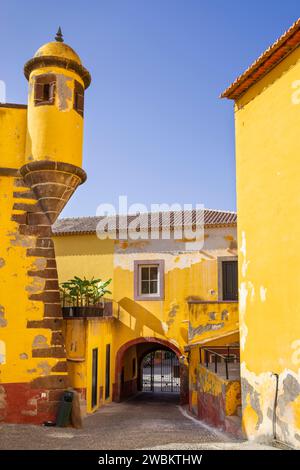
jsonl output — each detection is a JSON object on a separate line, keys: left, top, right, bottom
{"left": 134, "top": 260, "right": 164, "bottom": 301}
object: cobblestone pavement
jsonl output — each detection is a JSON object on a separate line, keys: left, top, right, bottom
{"left": 0, "top": 392, "right": 276, "bottom": 450}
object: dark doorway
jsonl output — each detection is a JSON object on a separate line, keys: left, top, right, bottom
{"left": 105, "top": 344, "right": 111, "bottom": 399}
{"left": 222, "top": 260, "right": 238, "bottom": 301}
{"left": 91, "top": 348, "right": 98, "bottom": 408}
{"left": 142, "top": 350, "right": 180, "bottom": 393}
{"left": 114, "top": 338, "right": 188, "bottom": 404}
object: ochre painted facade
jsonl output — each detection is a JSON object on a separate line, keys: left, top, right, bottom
{"left": 0, "top": 33, "right": 90, "bottom": 423}
{"left": 53, "top": 224, "right": 238, "bottom": 414}
{"left": 223, "top": 20, "right": 300, "bottom": 447}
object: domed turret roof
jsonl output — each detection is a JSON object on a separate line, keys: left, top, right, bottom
{"left": 34, "top": 41, "right": 81, "bottom": 65}
{"left": 24, "top": 28, "right": 91, "bottom": 89}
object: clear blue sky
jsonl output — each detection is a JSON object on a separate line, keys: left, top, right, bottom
{"left": 1, "top": 1, "right": 299, "bottom": 217}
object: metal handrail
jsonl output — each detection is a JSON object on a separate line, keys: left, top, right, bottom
{"left": 200, "top": 345, "right": 240, "bottom": 380}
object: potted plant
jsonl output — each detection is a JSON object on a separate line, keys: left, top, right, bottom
{"left": 60, "top": 276, "right": 112, "bottom": 318}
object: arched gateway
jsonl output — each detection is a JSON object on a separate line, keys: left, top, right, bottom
{"left": 113, "top": 337, "right": 189, "bottom": 404}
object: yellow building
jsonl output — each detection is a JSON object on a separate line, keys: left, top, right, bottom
{"left": 0, "top": 29, "right": 90, "bottom": 423}
{"left": 52, "top": 211, "right": 240, "bottom": 422}
{"left": 222, "top": 18, "right": 300, "bottom": 447}
{"left": 1, "top": 29, "right": 240, "bottom": 430}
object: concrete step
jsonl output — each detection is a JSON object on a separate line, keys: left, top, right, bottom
{"left": 225, "top": 415, "right": 243, "bottom": 439}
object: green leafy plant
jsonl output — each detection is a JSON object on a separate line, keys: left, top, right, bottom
{"left": 60, "top": 276, "right": 112, "bottom": 307}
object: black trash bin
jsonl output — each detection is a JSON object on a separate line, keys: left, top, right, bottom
{"left": 56, "top": 390, "right": 74, "bottom": 427}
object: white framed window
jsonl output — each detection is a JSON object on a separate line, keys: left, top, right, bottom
{"left": 134, "top": 260, "right": 164, "bottom": 301}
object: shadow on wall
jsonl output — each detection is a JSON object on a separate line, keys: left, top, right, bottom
{"left": 118, "top": 297, "right": 165, "bottom": 337}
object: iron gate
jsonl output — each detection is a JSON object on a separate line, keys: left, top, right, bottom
{"left": 142, "top": 350, "right": 180, "bottom": 392}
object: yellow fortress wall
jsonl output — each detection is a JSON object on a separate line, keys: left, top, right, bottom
{"left": 0, "top": 31, "right": 91, "bottom": 424}
{"left": 222, "top": 19, "right": 300, "bottom": 447}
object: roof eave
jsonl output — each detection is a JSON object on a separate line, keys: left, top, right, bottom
{"left": 52, "top": 222, "right": 237, "bottom": 237}
{"left": 221, "top": 18, "right": 300, "bottom": 101}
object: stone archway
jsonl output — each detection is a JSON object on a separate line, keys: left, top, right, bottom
{"left": 113, "top": 337, "right": 188, "bottom": 405}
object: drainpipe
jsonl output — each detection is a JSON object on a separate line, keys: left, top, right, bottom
{"left": 272, "top": 373, "right": 279, "bottom": 441}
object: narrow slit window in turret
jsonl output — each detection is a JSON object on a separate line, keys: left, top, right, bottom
{"left": 74, "top": 80, "right": 84, "bottom": 116}
{"left": 34, "top": 74, "right": 56, "bottom": 106}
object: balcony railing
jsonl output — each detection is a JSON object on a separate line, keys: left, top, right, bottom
{"left": 61, "top": 294, "right": 113, "bottom": 319}
{"left": 200, "top": 345, "right": 240, "bottom": 380}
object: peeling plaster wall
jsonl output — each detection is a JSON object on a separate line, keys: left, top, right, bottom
{"left": 54, "top": 225, "right": 237, "bottom": 409}
{"left": 188, "top": 302, "right": 239, "bottom": 345}
{"left": 234, "top": 46, "right": 300, "bottom": 447}
{"left": 188, "top": 349, "right": 241, "bottom": 429}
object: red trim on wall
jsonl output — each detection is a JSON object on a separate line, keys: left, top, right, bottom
{"left": 197, "top": 391, "right": 226, "bottom": 428}
{"left": 0, "top": 382, "right": 59, "bottom": 424}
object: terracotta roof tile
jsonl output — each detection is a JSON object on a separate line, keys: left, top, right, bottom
{"left": 52, "top": 209, "right": 237, "bottom": 236}
{"left": 221, "top": 18, "right": 300, "bottom": 100}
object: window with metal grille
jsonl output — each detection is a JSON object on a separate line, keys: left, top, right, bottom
{"left": 34, "top": 74, "right": 56, "bottom": 106}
